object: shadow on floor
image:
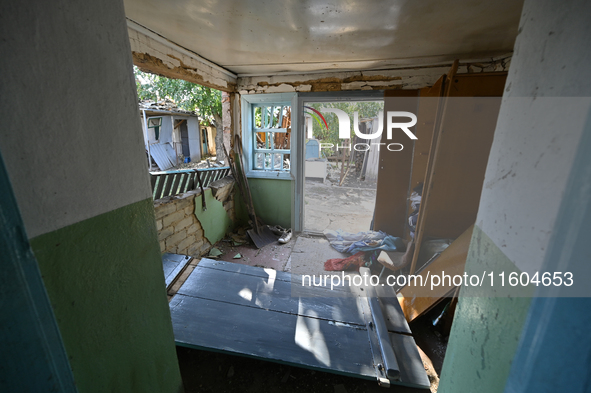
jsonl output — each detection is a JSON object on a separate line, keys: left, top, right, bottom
{"left": 177, "top": 346, "right": 430, "bottom": 393}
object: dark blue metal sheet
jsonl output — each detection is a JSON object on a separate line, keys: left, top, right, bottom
{"left": 177, "top": 261, "right": 365, "bottom": 325}
{"left": 197, "top": 258, "right": 353, "bottom": 294}
{"left": 170, "top": 294, "right": 377, "bottom": 380}
{"left": 196, "top": 259, "right": 412, "bottom": 333}
{"left": 162, "top": 253, "right": 191, "bottom": 288}
{"left": 375, "top": 284, "right": 413, "bottom": 335}
{"left": 169, "top": 259, "right": 429, "bottom": 389}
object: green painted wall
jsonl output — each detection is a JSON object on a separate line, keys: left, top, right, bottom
{"left": 248, "top": 178, "right": 292, "bottom": 229}
{"left": 195, "top": 188, "right": 233, "bottom": 244}
{"left": 30, "top": 198, "right": 183, "bottom": 393}
{"left": 438, "top": 225, "right": 532, "bottom": 393}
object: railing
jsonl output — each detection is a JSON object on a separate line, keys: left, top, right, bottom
{"left": 150, "top": 167, "right": 231, "bottom": 200}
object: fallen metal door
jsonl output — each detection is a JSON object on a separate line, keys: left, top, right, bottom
{"left": 169, "top": 258, "right": 429, "bottom": 389}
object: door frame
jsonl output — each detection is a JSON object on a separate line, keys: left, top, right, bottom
{"left": 294, "top": 90, "right": 385, "bottom": 233}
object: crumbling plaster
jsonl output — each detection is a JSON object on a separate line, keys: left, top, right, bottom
{"left": 128, "top": 26, "right": 511, "bottom": 96}
{"left": 128, "top": 22, "right": 237, "bottom": 92}
{"left": 237, "top": 58, "right": 511, "bottom": 94}
{"left": 154, "top": 176, "right": 236, "bottom": 257}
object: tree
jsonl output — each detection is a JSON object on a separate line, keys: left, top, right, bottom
{"left": 307, "top": 101, "right": 384, "bottom": 148}
{"left": 134, "top": 66, "right": 225, "bottom": 161}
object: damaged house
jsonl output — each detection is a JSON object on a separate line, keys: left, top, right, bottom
{"left": 140, "top": 99, "right": 217, "bottom": 170}
{"left": 1, "top": 1, "right": 590, "bottom": 393}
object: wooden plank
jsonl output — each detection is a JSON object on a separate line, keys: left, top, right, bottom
{"left": 408, "top": 71, "right": 506, "bottom": 274}
{"left": 170, "top": 294, "right": 377, "bottom": 379}
{"left": 186, "top": 174, "right": 195, "bottom": 191}
{"left": 193, "top": 260, "right": 412, "bottom": 336}
{"left": 403, "top": 76, "right": 445, "bottom": 239}
{"left": 161, "top": 174, "right": 173, "bottom": 198}
{"left": 373, "top": 90, "right": 420, "bottom": 237}
{"left": 150, "top": 174, "right": 157, "bottom": 193}
{"left": 177, "top": 264, "right": 367, "bottom": 326}
{"left": 389, "top": 333, "right": 431, "bottom": 389}
{"left": 162, "top": 253, "right": 192, "bottom": 289}
{"left": 421, "top": 75, "right": 506, "bottom": 239}
{"left": 169, "top": 294, "right": 429, "bottom": 388}
{"left": 168, "top": 258, "right": 200, "bottom": 301}
{"left": 199, "top": 171, "right": 209, "bottom": 188}
{"left": 375, "top": 286, "right": 413, "bottom": 335}
{"left": 170, "top": 174, "right": 182, "bottom": 196}
{"left": 198, "top": 259, "right": 349, "bottom": 293}
{"left": 176, "top": 173, "right": 186, "bottom": 194}
{"left": 154, "top": 175, "right": 166, "bottom": 200}
{"left": 399, "top": 225, "right": 474, "bottom": 322}
{"left": 410, "top": 77, "right": 445, "bottom": 200}
{"left": 208, "top": 170, "right": 217, "bottom": 186}
{"left": 409, "top": 67, "right": 457, "bottom": 275}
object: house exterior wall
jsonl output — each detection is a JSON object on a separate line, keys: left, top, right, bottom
{"left": 439, "top": 0, "right": 591, "bottom": 392}
{"left": 0, "top": 1, "right": 182, "bottom": 392}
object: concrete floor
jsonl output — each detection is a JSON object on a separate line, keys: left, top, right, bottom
{"left": 216, "top": 237, "right": 295, "bottom": 271}
{"left": 212, "top": 231, "right": 351, "bottom": 278}
{"left": 304, "top": 181, "right": 376, "bottom": 233}
{"left": 287, "top": 235, "right": 349, "bottom": 277}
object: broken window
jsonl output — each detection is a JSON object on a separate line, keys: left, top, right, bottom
{"left": 240, "top": 93, "right": 295, "bottom": 180}
{"left": 251, "top": 104, "right": 291, "bottom": 172}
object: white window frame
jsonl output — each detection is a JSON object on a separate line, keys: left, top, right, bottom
{"left": 241, "top": 93, "right": 297, "bottom": 180}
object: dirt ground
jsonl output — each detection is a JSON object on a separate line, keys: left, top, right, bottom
{"left": 304, "top": 164, "right": 377, "bottom": 233}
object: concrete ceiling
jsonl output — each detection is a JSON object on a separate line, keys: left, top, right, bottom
{"left": 124, "top": 0, "right": 523, "bottom": 77}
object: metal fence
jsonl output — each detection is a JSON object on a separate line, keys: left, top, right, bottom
{"left": 150, "top": 167, "right": 231, "bottom": 200}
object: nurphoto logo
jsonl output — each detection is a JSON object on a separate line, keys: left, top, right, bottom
{"left": 305, "top": 107, "right": 418, "bottom": 152}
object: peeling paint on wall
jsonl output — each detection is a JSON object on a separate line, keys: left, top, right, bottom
{"left": 128, "top": 25, "right": 237, "bottom": 92}
{"left": 128, "top": 27, "right": 511, "bottom": 96}
{"left": 195, "top": 189, "right": 233, "bottom": 245}
{"left": 237, "top": 58, "right": 511, "bottom": 94}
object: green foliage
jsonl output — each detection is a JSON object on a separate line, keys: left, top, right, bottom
{"left": 134, "top": 66, "right": 221, "bottom": 126}
{"left": 306, "top": 101, "right": 384, "bottom": 147}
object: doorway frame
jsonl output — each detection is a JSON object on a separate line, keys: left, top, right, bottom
{"left": 294, "top": 90, "right": 385, "bottom": 233}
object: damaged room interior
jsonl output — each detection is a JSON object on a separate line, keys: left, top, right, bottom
{"left": 1, "top": 1, "right": 590, "bottom": 392}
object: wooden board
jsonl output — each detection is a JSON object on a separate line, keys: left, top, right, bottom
{"left": 410, "top": 72, "right": 506, "bottom": 274}
{"left": 422, "top": 74, "right": 507, "bottom": 239}
{"left": 404, "top": 76, "right": 445, "bottom": 240}
{"left": 373, "top": 90, "right": 420, "bottom": 237}
{"left": 411, "top": 76, "right": 445, "bottom": 193}
{"left": 169, "top": 259, "right": 429, "bottom": 388}
{"left": 399, "top": 225, "right": 474, "bottom": 322}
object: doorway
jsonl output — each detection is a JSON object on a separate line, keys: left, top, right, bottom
{"left": 298, "top": 93, "right": 384, "bottom": 234}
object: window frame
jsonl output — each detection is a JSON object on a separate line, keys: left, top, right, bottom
{"left": 241, "top": 93, "right": 297, "bottom": 180}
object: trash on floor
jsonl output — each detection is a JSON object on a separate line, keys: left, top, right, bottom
{"left": 324, "top": 229, "right": 406, "bottom": 254}
{"left": 398, "top": 225, "right": 474, "bottom": 322}
{"left": 324, "top": 251, "right": 367, "bottom": 272}
{"left": 322, "top": 229, "right": 407, "bottom": 272}
{"left": 208, "top": 247, "right": 223, "bottom": 258}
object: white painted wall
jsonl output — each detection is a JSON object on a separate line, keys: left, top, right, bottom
{"left": 159, "top": 116, "right": 173, "bottom": 144}
{"left": 187, "top": 117, "right": 202, "bottom": 162}
{"left": 476, "top": 0, "right": 591, "bottom": 274}
{"left": 0, "top": 0, "right": 152, "bottom": 239}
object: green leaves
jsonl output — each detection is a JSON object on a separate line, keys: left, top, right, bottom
{"left": 134, "top": 66, "right": 222, "bottom": 126}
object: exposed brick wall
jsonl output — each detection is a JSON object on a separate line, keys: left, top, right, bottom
{"left": 154, "top": 177, "right": 236, "bottom": 257}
